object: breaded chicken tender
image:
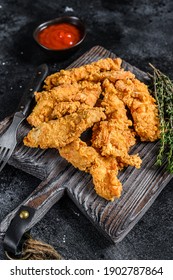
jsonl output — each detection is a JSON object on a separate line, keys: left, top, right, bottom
{"left": 27, "top": 81, "right": 102, "bottom": 127}
{"left": 91, "top": 69, "right": 135, "bottom": 84}
{"left": 44, "top": 58, "right": 122, "bottom": 90}
{"left": 24, "top": 107, "right": 106, "bottom": 149}
{"left": 115, "top": 78, "right": 160, "bottom": 141}
{"left": 90, "top": 156, "right": 122, "bottom": 201}
{"left": 92, "top": 79, "right": 142, "bottom": 169}
{"left": 92, "top": 121, "right": 142, "bottom": 169}
{"left": 59, "top": 139, "right": 122, "bottom": 200}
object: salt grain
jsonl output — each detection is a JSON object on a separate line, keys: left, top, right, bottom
{"left": 65, "top": 6, "right": 74, "bottom": 12}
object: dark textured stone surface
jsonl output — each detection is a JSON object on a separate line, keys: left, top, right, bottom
{"left": 0, "top": 0, "right": 173, "bottom": 260}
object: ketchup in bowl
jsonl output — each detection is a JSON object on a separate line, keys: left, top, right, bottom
{"left": 33, "top": 16, "right": 86, "bottom": 54}
{"left": 38, "top": 23, "right": 81, "bottom": 50}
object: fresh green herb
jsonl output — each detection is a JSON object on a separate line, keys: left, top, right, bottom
{"left": 149, "top": 63, "right": 173, "bottom": 173}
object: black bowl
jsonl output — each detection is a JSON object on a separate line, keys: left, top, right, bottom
{"left": 33, "top": 16, "right": 86, "bottom": 59}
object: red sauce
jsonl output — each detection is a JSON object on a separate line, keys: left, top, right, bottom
{"left": 38, "top": 23, "right": 81, "bottom": 50}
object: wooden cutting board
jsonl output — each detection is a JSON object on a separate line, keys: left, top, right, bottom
{"left": 1, "top": 45, "right": 172, "bottom": 243}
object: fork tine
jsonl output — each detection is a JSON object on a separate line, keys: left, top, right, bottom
{"left": 0, "top": 148, "right": 11, "bottom": 172}
{"left": 0, "top": 147, "right": 6, "bottom": 159}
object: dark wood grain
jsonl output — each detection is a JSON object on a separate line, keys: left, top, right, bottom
{"left": 1, "top": 45, "right": 172, "bottom": 243}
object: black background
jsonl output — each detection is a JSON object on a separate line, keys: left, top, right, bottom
{"left": 0, "top": 0, "right": 173, "bottom": 260}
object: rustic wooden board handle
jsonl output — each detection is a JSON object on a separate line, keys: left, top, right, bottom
{"left": 0, "top": 164, "right": 76, "bottom": 249}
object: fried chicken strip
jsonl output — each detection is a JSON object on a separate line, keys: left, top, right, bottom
{"left": 90, "top": 156, "right": 122, "bottom": 201}
{"left": 92, "top": 79, "right": 142, "bottom": 169}
{"left": 24, "top": 107, "right": 106, "bottom": 149}
{"left": 115, "top": 78, "right": 160, "bottom": 141}
{"left": 44, "top": 58, "right": 122, "bottom": 90}
{"left": 92, "top": 121, "right": 142, "bottom": 169}
{"left": 59, "top": 139, "right": 122, "bottom": 201}
{"left": 27, "top": 81, "right": 102, "bottom": 127}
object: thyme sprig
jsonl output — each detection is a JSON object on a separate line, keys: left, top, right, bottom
{"left": 149, "top": 63, "right": 173, "bottom": 173}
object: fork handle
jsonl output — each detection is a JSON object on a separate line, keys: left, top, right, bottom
{"left": 17, "top": 64, "right": 48, "bottom": 116}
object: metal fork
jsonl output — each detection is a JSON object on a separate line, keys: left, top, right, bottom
{"left": 0, "top": 64, "right": 48, "bottom": 172}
